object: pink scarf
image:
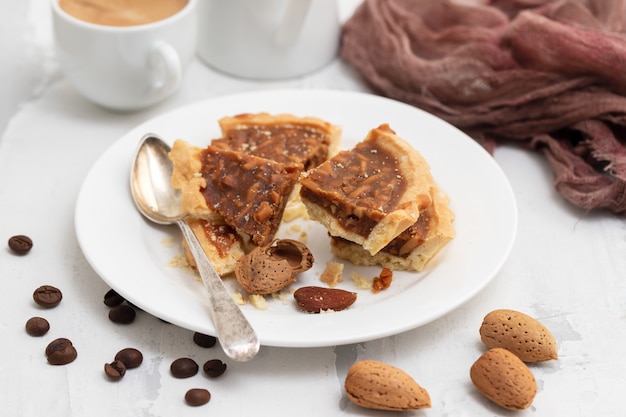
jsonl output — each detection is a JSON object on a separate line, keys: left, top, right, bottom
{"left": 341, "top": 0, "right": 626, "bottom": 214}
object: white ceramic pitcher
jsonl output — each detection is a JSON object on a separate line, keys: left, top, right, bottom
{"left": 197, "top": 0, "right": 340, "bottom": 79}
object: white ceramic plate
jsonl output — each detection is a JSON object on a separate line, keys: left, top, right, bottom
{"left": 75, "top": 90, "right": 517, "bottom": 348}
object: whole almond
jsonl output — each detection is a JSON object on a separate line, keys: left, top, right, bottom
{"left": 293, "top": 286, "right": 356, "bottom": 313}
{"left": 470, "top": 348, "right": 537, "bottom": 410}
{"left": 480, "top": 309, "right": 558, "bottom": 362}
{"left": 345, "top": 360, "right": 431, "bottom": 411}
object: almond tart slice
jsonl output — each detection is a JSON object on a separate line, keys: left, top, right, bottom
{"left": 330, "top": 185, "right": 455, "bottom": 272}
{"left": 299, "top": 124, "right": 433, "bottom": 255}
{"left": 169, "top": 140, "right": 299, "bottom": 246}
{"left": 213, "top": 113, "right": 342, "bottom": 170}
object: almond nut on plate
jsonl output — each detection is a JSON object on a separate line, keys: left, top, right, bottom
{"left": 479, "top": 309, "right": 558, "bottom": 362}
{"left": 470, "top": 348, "right": 537, "bottom": 410}
{"left": 293, "top": 286, "right": 356, "bottom": 313}
{"left": 235, "top": 239, "right": 313, "bottom": 295}
{"left": 345, "top": 360, "right": 431, "bottom": 411}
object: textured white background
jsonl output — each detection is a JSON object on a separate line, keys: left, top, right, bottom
{"left": 1, "top": 1, "right": 625, "bottom": 416}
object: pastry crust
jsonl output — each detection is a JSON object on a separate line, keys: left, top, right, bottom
{"left": 330, "top": 186, "right": 455, "bottom": 271}
{"left": 169, "top": 139, "right": 221, "bottom": 221}
{"left": 300, "top": 124, "right": 434, "bottom": 255}
{"left": 183, "top": 218, "right": 245, "bottom": 276}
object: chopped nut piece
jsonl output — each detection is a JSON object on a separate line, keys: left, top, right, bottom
{"left": 372, "top": 268, "right": 393, "bottom": 293}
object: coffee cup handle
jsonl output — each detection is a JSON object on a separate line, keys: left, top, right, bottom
{"left": 148, "top": 41, "right": 182, "bottom": 99}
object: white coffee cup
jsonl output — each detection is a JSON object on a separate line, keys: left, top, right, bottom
{"left": 51, "top": 0, "right": 197, "bottom": 111}
{"left": 197, "top": 0, "right": 340, "bottom": 80}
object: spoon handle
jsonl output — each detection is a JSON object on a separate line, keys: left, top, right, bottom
{"left": 176, "top": 219, "right": 260, "bottom": 362}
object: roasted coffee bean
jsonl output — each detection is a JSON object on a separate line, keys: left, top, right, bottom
{"left": 185, "top": 388, "right": 211, "bottom": 406}
{"left": 46, "top": 338, "right": 77, "bottom": 365}
{"left": 170, "top": 358, "right": 199, "bottom": 378}
{"left": 103, "top": 289, "right": 125, "bottom": 307}
{"left": 33, "top": 285, "right": 63, "bottom": 308}
{"left": 45, "top": 337, "right": 72, "bottom": 356}
{"left": 104, "top": 360, "right": 127, "bottom": 381}
{"left": 193, "top": 332, "right": 217, "bottom": 348}
{"left": 114, "top": 348, "right": 143, "bottom": 369}
{"left": 203, "top": 359, "right": 227, "bottom": 378}
{"left": 25, "top": 316, "right": 50, "bottom": 336}
{"left": 8, "top": 234, "right": 33, "bottom": 255}
{"left": 108, "top": 305, "right": 136, "bottom": 324}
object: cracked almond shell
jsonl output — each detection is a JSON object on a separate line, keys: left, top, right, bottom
{"left": 235, "top": 239, "right": 313, "bottom": 295}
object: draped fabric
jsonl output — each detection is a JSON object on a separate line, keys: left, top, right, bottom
{"left": 341, "top": 0, "right": 626, "bottom": 214}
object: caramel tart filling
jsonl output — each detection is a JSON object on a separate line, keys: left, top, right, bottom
{"left": 199, "top": 146, "right": 299, "bottom": 246}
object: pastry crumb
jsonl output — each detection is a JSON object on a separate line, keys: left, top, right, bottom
{"left": 169, "top": 253, "right": 192, "bottom": 270}
{"left": 271, "top": 290, "right": 291, "bottom": 304}
{"left": 232, "top": 292, "right": 246, "bottom": 305}
{"left": 282, "top": 197, "right": 309, "bottom": 223}
{"left": 286, "top": 224, "right": 302, "bottom": 235}
{"left": 351, "top": 272, "right": 373, "bottom": 290}
{"left": 249, "top": 294, "right": 268, "bottom": 310}
{"left": 320, "top": 262, "right": 344, "bottom": 287}
{"left": 161, "top": 236, "right": 175, "bottom": 248}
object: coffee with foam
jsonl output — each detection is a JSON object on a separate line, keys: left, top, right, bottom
{"left": 59, "top": 0, "right": 189, "bottom": 27}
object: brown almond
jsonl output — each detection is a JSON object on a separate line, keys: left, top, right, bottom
{"left": 293, "top": 286, "right": 356, "bottom": 313}
{"left": 470, "top": 348, "right": 537, "bottom": 410}
{"left": 480, "top": 309, "right": 558, "bottom": 362}
{"left": 345, "top": 360, "right": 431, "bottom": 411}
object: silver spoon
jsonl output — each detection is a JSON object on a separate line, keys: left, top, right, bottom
{"left": 130, "top": 133, "right": 260, "bottom": 362}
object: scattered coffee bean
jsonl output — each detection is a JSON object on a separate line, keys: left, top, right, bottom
{"left": 170, "top": 358, "right": 199, "bottom": 378}
{"left": 104, "top": 360, "right": 126, "bottom": 381}
{"left": 114, "top": 348, "right": 143, "bottom": 368}
{"left": 8, "top": 234, "right": 33, "bottom": 255}
{"left": 203, "top": 359, "right": 227, "bottom": 378}
{"left": 103, "top": 289, "right": 125, "bottom": 307}
{"left": 46, "top": 338, "right": 77, "bottom": 365}
{"left": 33, "top": 285, "right": 63, "bottom": 308}
{"left": 185, "top": 388, "right": 211, "bottom": 406}
{"left": 25, "top": 316, "right": 50, "bottom": 336}
{"left": 108, "top": 305, "right": 136, "bottom": 324}
{"left": 193, "top": 332, "right": 217, "bottom": 348}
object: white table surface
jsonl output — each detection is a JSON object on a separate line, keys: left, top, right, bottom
{"left": 2, "top": 2, "right": 625, "bottom": 416}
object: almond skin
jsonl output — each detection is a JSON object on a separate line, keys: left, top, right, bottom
{"left": 470, "top": 348, "right": 537, "bottom": 410}
{"left": 293, "top": 286, "right": 356, "bottom": 313}
{"left": 345, "top": 360, "right": 431, "bottom": 411}
{"left": 479, "top": 309, "right": 558, "bottom": 362}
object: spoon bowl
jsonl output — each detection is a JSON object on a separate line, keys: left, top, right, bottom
{"left": 131, "top": 135, "right": 183, "bottom": 224}
{"left": 130, "top": 134, "right": 260, "bottom": 362}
